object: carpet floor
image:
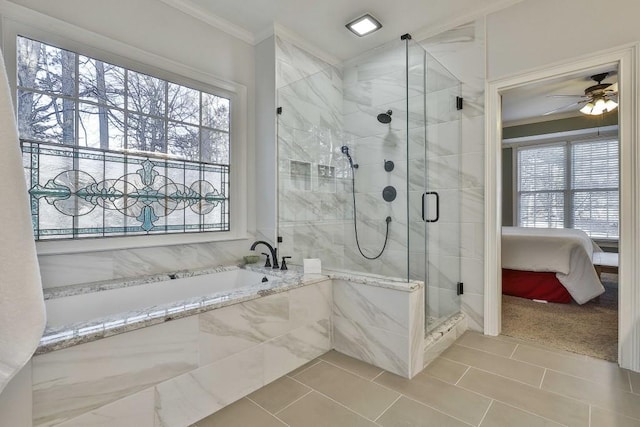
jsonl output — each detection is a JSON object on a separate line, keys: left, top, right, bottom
{"left": 501, "top": 273, "right": 618, "bottom": 362}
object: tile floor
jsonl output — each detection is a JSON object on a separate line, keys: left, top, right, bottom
{"left": 191, "top": 331, "right": 640, "bottom": 427}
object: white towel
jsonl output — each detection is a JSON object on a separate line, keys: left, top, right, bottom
{"left": 0, "top": 49, "right": 45, "bottom": 394}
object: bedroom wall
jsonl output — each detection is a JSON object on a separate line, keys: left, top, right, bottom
{"left": 502, "top": 147, "right": 513, "bottom": 226}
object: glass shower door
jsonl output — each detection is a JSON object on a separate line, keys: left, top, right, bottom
{"left": 407, "top": 40, "right": 463, "bottom": 333}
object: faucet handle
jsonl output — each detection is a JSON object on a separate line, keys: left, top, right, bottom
{"left": 261, "top": 252, "right": 271, "bottom": 268}
{"left": 281, "top": 256, "right": 292, "bottom": 270}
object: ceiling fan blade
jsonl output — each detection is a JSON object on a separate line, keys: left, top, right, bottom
{"left": 542, "top": 101, "right": 585, "bottom": 116}
{"left": 605, "top": 82, "right": 618, "bottom": 93}
{"left": 547, "top": 94, "right": 586, "bottom": 98}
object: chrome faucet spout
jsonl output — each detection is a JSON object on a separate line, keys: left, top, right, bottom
{"left": 249, "top": 240, "right": 279, "bottom": 269}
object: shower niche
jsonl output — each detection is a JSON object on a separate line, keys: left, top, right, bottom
{"left": 276, "top": 34, "right": 463, "bottom": 335}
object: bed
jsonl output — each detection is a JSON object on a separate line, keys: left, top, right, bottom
{"left": 501, "top": 226, "right": 605, "bottom": 304}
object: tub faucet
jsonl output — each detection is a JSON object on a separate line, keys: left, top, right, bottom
{"left": 250, "top": 241, "right": 279, "bottom": 269}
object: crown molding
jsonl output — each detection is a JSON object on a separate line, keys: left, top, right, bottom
{"left": 158, "top": 0, "right": 255, "bottom": 45}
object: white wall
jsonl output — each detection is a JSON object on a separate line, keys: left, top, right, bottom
{"left": 487, "top": 0, "right": 640, "bottom": 80}
{"left": 2, "top": 0, "right": 258, "bottom": 287}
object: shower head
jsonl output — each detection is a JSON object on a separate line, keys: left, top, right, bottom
{"left": 340, "top": 145, "right": 358, "bottom": 169}
{"left": 377, "top": 110, "right": 392, "bottom": 124}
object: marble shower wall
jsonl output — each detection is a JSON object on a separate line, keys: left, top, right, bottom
{"left": 419, "top": 20, "right": 486, "bottom": 331}
{"left": 341, "top": 40, "right": 412, "bottom": 279}
{"left": 275, "top": 35, "right": 352, "bottom": 269}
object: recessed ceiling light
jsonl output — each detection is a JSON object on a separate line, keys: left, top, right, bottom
{"left": 346, "top": 14, "right": 382, "bottom": 37}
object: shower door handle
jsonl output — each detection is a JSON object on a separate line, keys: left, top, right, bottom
{"left": 422, "top": 191, "right": 440, "bottom": 223}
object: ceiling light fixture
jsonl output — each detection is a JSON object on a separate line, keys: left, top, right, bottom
{"left": 579, "top": 96, "right": 618, "bottom": 115}
{"left": 346, "top": 14, "right": 382, "bottom": 37}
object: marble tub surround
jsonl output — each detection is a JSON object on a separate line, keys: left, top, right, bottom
{"left": 31, "top": 277, "right": 333, "bottom": 427}
{"left": 332, "top": 277, "right": 425, "bottom": 378}
{"left": 38, "top": 266, "right": 324, "bottom": 354}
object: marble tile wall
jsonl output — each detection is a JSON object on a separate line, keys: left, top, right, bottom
{"left": 332, "top": 278, "right": 424, "bottom": 378}
{"left": 31, "top": 279, "right": 333, "bottom": 427}
{"left": 38, "top": 239, "right": 251, "bottom": 289}
{"left": 275, "top": 36, "right": 351, "bottom": 272}
{"left": 341, "top": 40, "right": 411, "bottom": 279}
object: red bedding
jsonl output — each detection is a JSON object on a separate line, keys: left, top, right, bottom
{"left": 502, "top": 269, "right": 572, "bottom": 303}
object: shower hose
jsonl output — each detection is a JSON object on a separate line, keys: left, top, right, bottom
{"left": 348, "top": 166, "right": 391, "bottom": 260}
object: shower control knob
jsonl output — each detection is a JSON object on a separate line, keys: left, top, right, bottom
{"left": 384, "top": 160, "right": 394, "bottom": 172}
{"left": 382, "top": 186, "right": 397, "bottom": 202}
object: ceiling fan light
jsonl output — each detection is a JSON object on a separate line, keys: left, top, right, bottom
{"left": 605, "top": 99, "right": 618, "bottom": 112}
{"left": 589, "top": 98, "right": 607, "bottom": 115}
{"left": 580, "top": 102, "right": 594, "bottom": 115}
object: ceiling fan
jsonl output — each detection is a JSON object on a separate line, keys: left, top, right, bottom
{"left": 544, "top": 72, "right": 618, "bottom": 116}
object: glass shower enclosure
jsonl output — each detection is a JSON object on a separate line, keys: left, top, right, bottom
{"left": 276, "top": 35, "right": 462, "bottom": 334}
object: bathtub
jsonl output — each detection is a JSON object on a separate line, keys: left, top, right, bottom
{"left": 32, "top": 266, "right": 333, "bottom": 427}
{"left": 39, "top": 266, "right": 293, "bottom": 353}
{"left": 44, "top": 267, "right": 280, "bottom": 328}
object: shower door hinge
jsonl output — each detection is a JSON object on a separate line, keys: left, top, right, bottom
{"left": 457, "top": 282, "right": 464, "bottom": 295}
{"left": 277, "top": 236, "right": 283, "bottom": 243}
{"left": 277, "top": 107, "right": 282, "bottom": 115}
{"left": 456, "top": 97, "right": 463, "bottom": 110}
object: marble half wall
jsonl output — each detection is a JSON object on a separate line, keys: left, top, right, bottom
{"left": 332, "top": 278, "right": 425, "bottom": 378}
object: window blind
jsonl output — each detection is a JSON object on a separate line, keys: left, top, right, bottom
{"left": 517, "top": 144, "right": 566, "bottom": 229}
{"left": 516, "top": 139, "right": 619, "bottom": 239}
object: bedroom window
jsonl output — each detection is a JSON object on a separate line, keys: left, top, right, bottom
{"left": 17, "top": 36, "right": 231, "bottom": 240}
{"left": 517, "top": 139, "right": 619, "bottom": 239}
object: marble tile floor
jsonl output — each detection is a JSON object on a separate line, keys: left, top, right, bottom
{"left": 191, "top": 331, "right": 640, "bottom": 427}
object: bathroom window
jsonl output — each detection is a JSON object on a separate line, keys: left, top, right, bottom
{"left": 516, "top": 138, "right": 619, "bottom": 239}
{"left": 16, "top": 36, "right": 231, "bottom": 240}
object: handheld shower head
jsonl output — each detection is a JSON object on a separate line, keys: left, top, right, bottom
{"left": 340, "top": 145, "right": 358, "bottom": 169}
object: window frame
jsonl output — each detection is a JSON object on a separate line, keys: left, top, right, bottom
{"left": 512, "top": 130, "right": 620, "bottom": 241}
{"left": 2, "top": 17, "right": 249, "bottom": 255}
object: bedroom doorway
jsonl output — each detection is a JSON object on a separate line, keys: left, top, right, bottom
{"left": 484, "top": 44, "right": 640, "bottom": 371}
{"left": 499, "top": 70, "right": 619, "bottom": 360}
